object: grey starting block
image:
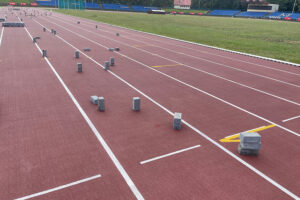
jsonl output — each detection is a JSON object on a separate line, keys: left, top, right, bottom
{"left": 95, "top": 25, "right": 98, "bottom": 28}
{"left": 43, "top": 27, "right": 46, "bottom": 32}
{"left": 77, "top": 63, "right": 82, "bottom": 73}
{"left": 238, "top": 132, "right": 261, "bottom": 156}
{"left": 132, "top": 97, "right": 140, "bottom": 111}
{"left": 116, "top": 33, "right": 119, "bottom": 36}
{"left": 83, "top": 48, "right": 90, "bottom": 52}
{"left": 53, "top": 30, "right": 56, "bottom": 35}
{"left": 77, "top": 21, "right": 80, "bottom": 24}
{"left": 115, "top": 47, "right": 120, "bottom": 51}
{"left": 109, "top": 48, "right": 114, "bottom": 52}
{"left": 42, "top": 49, "right": 47, "bottom": 57}
{"left": 110, "top": 57, "right": 114, "bottom": 66}
{"left": 75, "top": 51, "right": 79, "bottom": 58}
{"left": 104, "top": 61, "right": 110, "bottom": 71}
{"left": 0, "top": 18, "right": 5, "bottom": 22}
{"left": 97, "top": 97, "right": 105, "bottom": 112}
{"left": 173, "top": 112, "right": 182, "bottom": 130}
{"left": 2, "top": 22, "right": 25, "bottom": 27}
{"left": 90, "top": 96, "right": 99, "bottom": 104}
{"left": 51, "top": 29, "right": 54, "bottom": 34}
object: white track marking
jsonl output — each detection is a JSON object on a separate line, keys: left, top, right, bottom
{"left": 15, "top": 174, "right": 101, "bottom": 200}
{"left": 54, "top": 14, "right": 300, "bottom": 77}
{"left": 0, "top": 27, "right": 4, "bottom": 47}
{"left": 54, "top": 11, "right": 300, "bottom": 68}
{"left": 22, "top": 22, "right": 144, "bottom": 200}
{"left": 50, "top": 17, "right": 300, "bottom": 106}
{"left": 140, "top": 145, "right": 201, "bottom": 165}
{"left": 36, "top": 18, "right": 300, "bottom": 137}
{"left": 31, "top": 18, "right": 299, "bottom": 199}
{"left": 282, "top": 115, "right": 300, "bottom": 122}
{"left": 51, "top": 15, "right": 300, "bottom": 89}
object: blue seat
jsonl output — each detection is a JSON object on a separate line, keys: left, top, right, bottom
{"left": 36, "top": 0, "right": 57, "bottom": 7}
{"left": 209, "top": 10, "right": 240, "bottom": 16}
{"left": 236, "top": 12, "right": 268, "bottom": 18}
{"left": 102, "top": 3, "right": 130, "bottom": 11}
{"left": 132, "top": 5, "right": 157, "bottom": 12}
{"left": 85, "top": 2, "right": 100, "bottom": 9}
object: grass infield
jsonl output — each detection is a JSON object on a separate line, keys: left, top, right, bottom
{"left": 55, "top": 9, "right": 300, "bottom": 64}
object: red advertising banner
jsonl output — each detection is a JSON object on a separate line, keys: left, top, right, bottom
{"left": 20, "top": 3, "right": 27, "bottom": 6}
{"left": 8, "top": 2, "right": 16, "bottom": 5}
{"left": 31, "top": 2, "right": 38, "bottom": 6}
{"left": 174, "top": 0, "right": 191, "bottom": 6}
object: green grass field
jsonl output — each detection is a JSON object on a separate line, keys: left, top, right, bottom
{"left": 55, "top": 9, "right": 300, "bottom": 64}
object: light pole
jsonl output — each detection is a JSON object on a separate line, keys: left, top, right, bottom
{"left": 292, "top": 0, "right": 297, "bottom": 13}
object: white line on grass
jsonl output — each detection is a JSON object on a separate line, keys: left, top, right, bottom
{"left": 0, "top": 27, "right": 4, "bottom": 47}
{"left": 15, "top": 174, "right": 101, "bottom": 200}
{"left": 21, "top": 20, "right": 144, "bottom": 200}
{"left": 55, "top": 14, "right": 300, "bottom": 77}
{"left": 32, "top": 18, "right": 299, "bottom": 200}
{"left": 51, "top": 15, "right": 300, "bottom": 89}
{"left": 140, "top": 145, "right": 201, "bottom": 165}
{"left": 38, "top": 17, "right": 300, "bottom": 137}
{"left": 282, "top": 115, "right": 300, "bottom": 122}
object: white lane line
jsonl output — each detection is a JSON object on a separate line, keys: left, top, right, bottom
{"left": 15, "top": 174, "right": 101, "bottom": 200}
{"left": 54, "top": 11, "right": 300, "bottom": 68}
{"left": 48, "top": 16, "right": 300, "bottom": 107}
{"left": 52, "top": 15, "right": 300, "bottom": 89}
{"left": 0, "top": 27, "right": 4, "bottom": 47}
{"left": 32, "top": 19, "right": 300, "bottom": 200}
{"left": 55, "top": 14, "right": 300, "bottom": 77}
{"left": 282, "top": 115, "right": 300, "bottom": 123}
{"left": 22, "top": 21, "right": 144, "bottom": 200}
{"left": 38, "top": 17, "right": 300, "bottom": 137}
{"left": 140, "top": 145, "right": 201, "bottom": 165}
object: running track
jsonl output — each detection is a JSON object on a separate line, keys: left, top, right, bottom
{"left": 0, "top": 7, "right": 299, "bottom": 200}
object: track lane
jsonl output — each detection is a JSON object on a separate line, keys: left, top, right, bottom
{"left": 49, "top": 15, "right": 300, "bottom": 104}
{"left": 21, "top": 13, "right": 300, "bottom": 199}
{"left": 53, "top": 11, "right": 300, "bottom": 73}
{"left": 0, "top": 12, "right": 136, "bottom": 200}
{"left": 36, "top": 15, "right": 300, "bottom": 137}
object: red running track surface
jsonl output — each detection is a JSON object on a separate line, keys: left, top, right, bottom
{"left": 0, "top": 8, "right": 299, "bottom": 200}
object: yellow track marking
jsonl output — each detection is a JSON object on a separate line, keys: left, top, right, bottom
{"left": 220, "top": 124, "right": 276, "bottom": 143}
{"left": 152, "top": 64, "right": 182, "bottom": 68}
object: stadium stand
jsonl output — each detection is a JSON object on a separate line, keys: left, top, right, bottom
{"left": 102, "top": 3, "right": 130, "bottom": 11}
{"left": 208, "top": 10, "right": 241, "bottom": 16}
{"left": 236, "top": 11, "right": 268, "bottom": 18}
{"left": 267, "top": 12, "right": 291, "bottom": 19}
{"left": 290, "top": 13, "right": 300, "bottom": 20}
{"left": 85, "top": 2, "right": 100, "bottom": 9}
{"left": 131, "top": 5, "right": 157, "bottom": 12}
{"left": 36, "top": 0, "right": 57, "bottom": 7}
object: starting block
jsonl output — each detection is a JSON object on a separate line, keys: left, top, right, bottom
{"left": 97, "top": 97, "right": 105, "bottom": 112}
{"left": 0, "top": 18, "right": 5, "bottom": 22}
{"left": 173, "top": 113, "right": 182, "bottom": 130}
{"left": 132, "top": 97, "right": 140, "bottom": 111}
{"left": 115, "top": 47, "right": 120, "bottom": 51}
{"left": 2, "top": 22, "right": 25, "bottom": 27}
{"left": 116, "top": 33, "right": 120, "bottom": 36}
{"left": 83, "top": 48, "right": 90, "bottom": 52}
{"left": 77, "top": 63, "right": 82, "bottom": 73}
{"left": 42, "top": 49, "right": 47, "bottom": 58}
{"left": 75, "top": 51, "right": 79, "bottom": 58}
{"left": 110, "top": 57, "right": 114, "bottom": 66}
{"left": 90, "top": 96, "right": 99, "bottom": 104}
{"left": 238, "top": 132, "right": 261, "bottom": 156}
{"left": 104, "top": 61, "right": 110, "bottom": 71}
{"left": 109, "top": 48, "right": 114, "bottom": 52}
